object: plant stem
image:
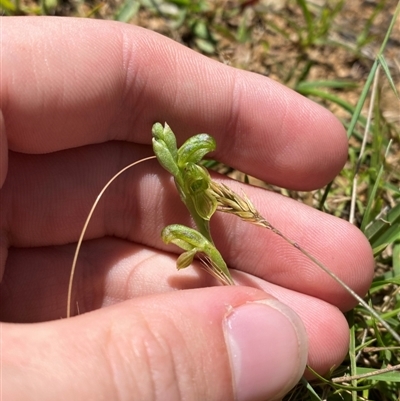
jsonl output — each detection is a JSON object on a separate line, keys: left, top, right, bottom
{"left": 210, "top": 181, "right": 400, "bottom": 343}
{"left": 67, "top": 155, "right": 156, "bottom": 318}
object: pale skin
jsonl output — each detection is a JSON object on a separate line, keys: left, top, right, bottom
{"left": 0, "top": 17, "right": 375, "bottom": 401}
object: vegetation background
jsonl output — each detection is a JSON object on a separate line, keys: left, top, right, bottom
{"left": 2, "top": 0, "right": 399, "bottom": 400}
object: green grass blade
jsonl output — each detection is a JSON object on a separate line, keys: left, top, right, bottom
{"left": 296, "top": 87, "right": 357, "bottom": 114}
{"left": 296, "top": 80, "right": 358, "bottom": 90}
{"left": 114, "top": 0, "right": 140, "bottom": 22}
{"left": 378, "top": 54, "right": 399, "bottom": 98}
{"left": 355, "top": 367, "right": 400, "bottom": 382}
{"left": 346, "top": 0, "right": 400, "bottom": 142}
{"left": 349, "top": 313, "right": 358, "bottom": 400}
{"left": 364, "top": 202, "right": 400, "bottom": 243}
{"left": 300, "top": 377, "right": 323, "bottom": 400}
{"left": 346, "top": 59, "right": 379, "bottom": 140}
{"left": 296, "top": 0, "right": 313, "bottom": 43}
{"left": 360, "top": 166, "right": 384, "bottom": 233}
{"left": 360, "top": 141, "right": 393, "bottom": 232}
{"left": 376, "top": 1, "right": 400, "bottom": 54}
{"left": 394, "top": 242, "right": 400, "bottom": 277}
{"left": 166, "top": 0, "right": 190, "bottom": 5}
{"left": 370, "top": 224, "right": 400, "bottom": 256}
{"left": 0, "top": 0, "right": 16, "bottom": 12}
{"left": 370, "top": 277, "right": 400, "bottom": 292}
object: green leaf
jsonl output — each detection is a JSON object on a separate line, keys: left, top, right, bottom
{"left": 370, "top": 276, "right": 400, "bottom": 292}
{"left": 378, "top": 55, "right": 399, "bottom": 98}
{"left": 0, "top": 0, "right": 16, "bottom": 12}
{"left": 192, "top": 19, "right": 210, "bottom": 40}
{"left": 166, "top": 0, "right": 190, "bottom": 5}
{"left": 365, "top": 202, "right": 400, "bottom": 244}
{"left": 300, "top": 377, "right": 322, "bottom": 400}
{"left": 41, "top": 0, "right": 57, "bottom": 14}
{"left": 370, "top": 223, "right": 400, "bottom": 255}
{"left": 295, "top": 87, "right": 357, "bottom": 115}
{"left": 361, "top": 141, "right": 393, "bottom": 233}
{"left": 394, "top": 242, "right": 400, "bottom": 276}
{"left": 237, "top": 8, "right": 252, "bottom": 43}
{"left": 194, "top": 38, "right": 216, "bottom": 54}
{"left": 296, "top": 80, "right": 358, "bottom": 90}
{"left": 296, "top": 0, "right": 313, "bottom": 42}
{"left": 114, "top": 0, "right": 140, "bottom": 22}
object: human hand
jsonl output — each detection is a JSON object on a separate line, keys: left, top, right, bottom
{"left": 0, "top": 17, "right": 374, "bottom": 401}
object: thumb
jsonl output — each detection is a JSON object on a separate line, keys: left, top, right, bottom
{"left": 0, "top": 110, "right": 8, "bottom": 281}
{"left": 3, "top": 287, "right": 308, "bottom": 401}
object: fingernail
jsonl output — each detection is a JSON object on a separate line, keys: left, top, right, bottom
{"left": 224, "top": 299, "right": 308, "bottom": 401}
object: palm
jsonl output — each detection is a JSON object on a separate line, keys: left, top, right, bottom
{"left": 1, "top": 17, "right": 374, "bottom": 385}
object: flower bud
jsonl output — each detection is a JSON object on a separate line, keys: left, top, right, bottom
{"left": 152, "top": 122, "right": 178, "bottom": 161}
{"left": 177, "top": 134, "right": 216, "bottom": 168}
{"left": 152, "top": 137, "right": 180, "bottom": 177}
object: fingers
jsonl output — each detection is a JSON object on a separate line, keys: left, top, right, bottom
{"left": 0, "top": 144, "right": 153, "bottom": 247}
{"left": 1, "top": 240, "right": 349, "bottom": 376}
{"left": 2, "top": 287, "right": 308, "bottom": 401}
{"left": 1, "top": 144, "right": 374, "bottom": 309}
{"left": 2, "top": 17, "right": 347, "bottom": 189}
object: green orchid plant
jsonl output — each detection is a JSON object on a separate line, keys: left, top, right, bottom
{"left": 152, "top": 122, "right": 234, "bottom": 285}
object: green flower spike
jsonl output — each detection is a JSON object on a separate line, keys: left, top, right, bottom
{"left": 152, "top": 122, "right": 233, "bottom": 285}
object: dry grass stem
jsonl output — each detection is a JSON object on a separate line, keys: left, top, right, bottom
{"left": 67, "top": 155, "right": 156, "bottom": 318}
{"left": 349, "top": 65, "right": 381, "bottom": 225}
{"left": 332, "top": 363, "right": 400, "bottom": 383}
{"left": 209, "top": 181, "right": 400, "bottom": 343}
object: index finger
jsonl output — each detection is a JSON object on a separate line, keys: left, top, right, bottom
{"left": 2, "top": 17, "right": 347, "bottom": 190}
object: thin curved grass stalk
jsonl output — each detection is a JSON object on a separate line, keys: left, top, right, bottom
{"left": 66, "top": 155, "right": 156, "bottom": 318}
{"left": 331, "top": 363, "right": 400, "bottom": 384}
{"left": 208, "top": 181, "right": 400, "bottom": 343}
